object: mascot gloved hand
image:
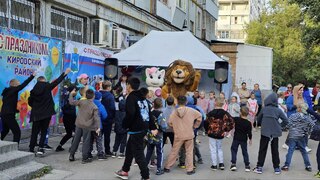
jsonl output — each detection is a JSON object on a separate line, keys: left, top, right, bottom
{"left": 161, "top": 60, "right": 201, "bottom": 100}
{"left": 145, "top": 67, "right": 165, "bottom": 98}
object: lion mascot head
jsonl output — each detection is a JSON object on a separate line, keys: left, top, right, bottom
{"left": 161, "top": 60, "right": 201, "bottom": 100}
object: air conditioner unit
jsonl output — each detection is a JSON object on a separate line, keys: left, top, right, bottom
{"left": 112, "top": 28, "right": 130, "bottom": 49}
{"left": 92, "top": 19, "right": 113, "bottom": 47}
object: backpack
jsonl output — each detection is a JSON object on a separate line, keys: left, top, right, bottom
{"left": 156, "top": 113, "right": 167, "bottom": 132}
{"left": 137, "top": 99, "right": 150, "bottom": 122}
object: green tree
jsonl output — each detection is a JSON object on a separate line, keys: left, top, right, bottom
{"left": 292, "top": 0, "right": 320, "bottom": 84}
{"left": 246, "top": 0, "right": 306, "bottom": 85}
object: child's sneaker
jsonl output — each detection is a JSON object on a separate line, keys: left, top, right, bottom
{"left": 115, "top": 170, "right": 129, "bottom": 180}
{"left": 98, "top": 154, "right": 108, "bottom": 160}
{"left": 82, "top": 158, "right": 92, "bottom": 164}
{"left": 118, "top": 153, "right": 125, "bottom": 159}
{"left": 197, "top": 158, "right": 203, "bottom": 164}
{"left": 230, "top": 164, "right": 237, "bottom": 171}
{"left": 149, "top": 161, "right": 156, "bottom": 168}
{"left": 178, "top": 163, "right": 186, "bottom": 169}
{"left": 281, "top": 165, "right": 289, "bottom": 171}
{"left": 219, "top": 163, "right": 225, "bottom": 170}
{"left": 112, "top": 152, "right": 117, "bottom": 158}
{"left": 55, "top": 145, "right": 64, "bottom": 152}
{"left": 43, "top": 144, "right": 53, "bottom": 151}
{"left": 245, "top": 165, "right": 250, "bottom": 172}
{"left": 36, "top": 148, "right": 45, "bottom": 156}
{"left": 305, "top": 166, "right": 312, "bottom": 172}
{"left": 314, "top": 171, "right": 320, "bottom": 178}
{"left": 253, "top": 166, "right": 263, "bottom": 174}
{"left": 211, "top": 165, "right": 218, "bottom": 171}
{"left": 274, "top": 167, "right": 281, "bottom": 175}
{"left": 156, "top": 169, "right": 164, "bottom": 175}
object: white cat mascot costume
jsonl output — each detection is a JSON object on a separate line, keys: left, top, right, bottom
{"left": 145, "top": 67, "right": 165, "bottom": 97}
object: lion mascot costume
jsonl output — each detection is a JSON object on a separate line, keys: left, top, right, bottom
{"left": 161, "top": 60, "right": 201, "bottom": 100}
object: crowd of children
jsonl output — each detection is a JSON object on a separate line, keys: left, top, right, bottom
{"left": 2, "top": 73, "right": 320, "bottom": 179}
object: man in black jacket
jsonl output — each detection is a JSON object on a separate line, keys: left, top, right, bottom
{"left": 115, "top": 77, "right": 158, "bottom": 180}
{"left": 28, "top": 68, "right": 71, "bottom": 155}
{"left": 1, "top": 72, "right": 36, "bottom": 143}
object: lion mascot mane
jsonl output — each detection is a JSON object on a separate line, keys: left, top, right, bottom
{"left": 161, "top": 60, "right": 201, "bottom": 100}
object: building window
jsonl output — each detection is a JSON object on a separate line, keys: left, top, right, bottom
{"left": 0, "top": 0, "right": 35, "bottom": 33}
{"left": 232, "top": 4, "right": 236, "bottom": 10}
{"left": 51, "top": 7, "right": 85, "bottom": 43}
{"left": 197, "top": 11, "right": 201, "bottom": 30}
{"left": 190, "top": 20, "right": 194, "bottom": 33}
{"left": 176, "top": 0, "right": 186, "bottom": 11}
{"left": 234, "top": 16, "right": 238, "bottom": 24}
{"left": 219, "top": 31, "right": 229, "bottom": 39}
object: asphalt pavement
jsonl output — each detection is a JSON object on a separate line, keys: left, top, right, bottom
{"left": 13, "top": 129, "right": 318, "bottom": 180}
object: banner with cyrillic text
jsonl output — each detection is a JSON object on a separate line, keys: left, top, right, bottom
{"left": 64, "top": 41, "right": 113, "bottom": 89}
{"left": 0, "top": 27, "right": 63, "bottom": 129}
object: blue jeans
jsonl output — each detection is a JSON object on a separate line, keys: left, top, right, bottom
{"left": 146, "top": 142, "right": 163, "bottom": 169}
{"left": 285, "top": 138, "right": 311, "bottom": 167}
{"left": 209, "top": 138, "right": 223, "bottom": 166}
{"left": 231, "top": 139, "right": 250, "bottom": 166}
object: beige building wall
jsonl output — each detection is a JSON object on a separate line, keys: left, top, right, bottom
{"left": 216, "top": 0, "right": 263, "bottom": 42}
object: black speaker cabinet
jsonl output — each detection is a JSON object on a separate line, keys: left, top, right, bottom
{"left": 214, "top": 61, "right": 228, "bottom": 84}
{"left": 104, "top": 58, "right": 118, "bottom": 80}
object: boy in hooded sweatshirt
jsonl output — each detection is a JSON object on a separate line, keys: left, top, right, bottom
{"left": 164, "top": 95, "right": 202, "bottom": 175}
{"left": 68, "top": 89, "right": 100, "bottom": 164}
{"left": 179, "top": 96, "right": 205, "bottom": 168}
{"left": 205, "top": 97, "right": 234, "bottom": 171}
{"left": 1, "top": 71, "right": 35, "bottom": 143}
{"left": 253, "top": 92, "right": 289, "bottom": 175}
{"left": 91, "top": 91, "right": 108, "bottom": 160}
{"left": 115, "top": 77, "right": 158, "bottom": 180}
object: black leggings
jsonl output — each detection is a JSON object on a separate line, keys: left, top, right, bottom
{"left": 1, "top": 114, "right": 21, "bottom": 143}
{"left": 59, "top": 114, "right": 76, "bottom": 146}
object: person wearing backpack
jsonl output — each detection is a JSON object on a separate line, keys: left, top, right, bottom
{"left": 112, "top": 93, "right": 127, "bottom": 159}
{"left": 56, "top": 84, "right": 77, "bottom": 152}
{"left": 146, "top": 98, "right": 167, "bottom": 175}
{"left": 115, "top": 77, "right": 158, "bottom": 180}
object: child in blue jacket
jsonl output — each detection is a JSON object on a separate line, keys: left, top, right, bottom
{"left": 91, "top": 91, "right": 108, "bottom": 160}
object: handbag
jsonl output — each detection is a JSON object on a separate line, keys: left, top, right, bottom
{"left": 310, "top": 121, "right": 320, "bottom": 141}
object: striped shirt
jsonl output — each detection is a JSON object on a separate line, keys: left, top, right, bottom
{"left": 287, "top": 112, "right": 315, "bottom": 139}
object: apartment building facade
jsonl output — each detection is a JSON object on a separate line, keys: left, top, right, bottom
{"left": 0, "top": 0, "right": 219, "bottom": 50}
{"left": 216, "top": 0, "right": 264, "bottom": 42}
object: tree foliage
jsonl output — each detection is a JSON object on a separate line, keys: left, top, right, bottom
{"left": 292, "top": 0, "right": 320, "bottom": 84}
{"left": 246, "top": 0, "right": 306, "bottom": 85}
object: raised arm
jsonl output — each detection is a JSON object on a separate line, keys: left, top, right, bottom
{"left": 49, "top": 68, "right": 71, "bottom": 90}
{"left": 17, "top": 72, "right": 36, "bottom": 91}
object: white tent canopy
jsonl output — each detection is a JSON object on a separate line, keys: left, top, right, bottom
{"left": 113, "top": 30, "right": 222, "bottom": 69}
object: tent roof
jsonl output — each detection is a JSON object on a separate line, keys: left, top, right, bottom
{"left": 113, "top": 30, "right": 222, "bottom": 69}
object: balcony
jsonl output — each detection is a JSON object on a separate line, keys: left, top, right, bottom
{"left": 156, "top": 0, "right": 172, "bottom": 22}
{"left": 204, "top": 0, "right": 218, "bottom": 20}
{"left": 171, "top": 6, "right": 186, "bottom": 29}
